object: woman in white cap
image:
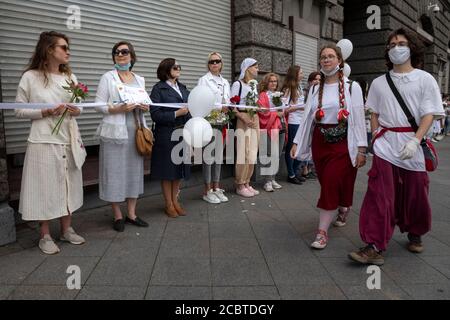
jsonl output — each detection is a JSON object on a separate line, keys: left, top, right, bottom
{"left": 230, "top": 58, "right": 260, "bottom": 197}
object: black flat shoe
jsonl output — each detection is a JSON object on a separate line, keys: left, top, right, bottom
{"left": 113, "top": 219, "right": 125, "bottom": 232}
{"left": 125, "top": 216, "right": 149, "bottom": 227}
{"left": 287, "top": 176, "right": 303, "bottom": 185}
{"left": 296, "top": 175, "right": 307, "bottom": 182}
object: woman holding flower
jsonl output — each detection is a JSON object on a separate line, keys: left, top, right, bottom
{"left": 95, "top": 41, "right": 150, "bottom": 232}
{"left": 15, "top": 31, "right": 85, "bottom": 255}
{"left": 257, "top": 73, "right": 287, "bottom": 192}
{"left": 290, "top": 44, "right": 367, "bottom": 249}
{"left": 197, "top": 52, "right": 230, "bottom": 204}
{"left": 230, "top": 58, "right": 260, "bottom": 198}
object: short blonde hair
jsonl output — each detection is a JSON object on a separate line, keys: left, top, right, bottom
{"left": 207, "top": 52, "right": 224, "bottom": 73}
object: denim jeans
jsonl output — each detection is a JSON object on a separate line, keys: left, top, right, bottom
{"left": 285, "top": 124, "right": 302, "bottom": 178}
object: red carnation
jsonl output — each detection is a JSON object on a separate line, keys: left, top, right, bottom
{"left": 230, "top": 95, "right": 241, "bottom": 105}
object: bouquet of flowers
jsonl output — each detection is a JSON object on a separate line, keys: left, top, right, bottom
{"left": 271, "top": 92, "right": 283, "bottom": 107}
{"left": 52, "top": 80, "right": 88, "bottom": 135}
{"left": 246, "top": 79, "right": 259, "bottom": 117}
{"left": 205, "top": 109, "right": 230, "bottom": 127}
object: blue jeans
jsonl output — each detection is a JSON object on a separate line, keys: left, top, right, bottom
{"left": 285, "top": 124, "right": 302, "bottom": 178}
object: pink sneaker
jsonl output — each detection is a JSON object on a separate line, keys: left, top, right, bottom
{"left": 247, "top": 186, "right": 260, "bottom": 196}
{"left": 236, "top": 187, "right": 254, "bottom": 198}
{"left": 311, "top": 230, "right": 328, "bottom": 250}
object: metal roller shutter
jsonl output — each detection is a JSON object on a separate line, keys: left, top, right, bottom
{"left": 0, "top": 0, "right": 231, "bottom": 154}
{"left": 294, "top": 32, "right": 318, "bottom": 89}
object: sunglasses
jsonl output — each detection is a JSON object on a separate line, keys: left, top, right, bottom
{"left": 172, "top": 65, "right": 182, "bottom": 71}
{"left": 208, "top": 59, "right": 222, "bottom": 65}
{"left": 114, "top": 49, "right": 130, "bottom": 56}
{"left": 55, "top": 45, "right": 70, "bottom": 52}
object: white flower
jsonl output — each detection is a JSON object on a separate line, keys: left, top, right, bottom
{"left": 248, "top": 79, "right": 258, "bottom": 87}
{"left": 273, "top": 92, "right": 282, "bottom": 98}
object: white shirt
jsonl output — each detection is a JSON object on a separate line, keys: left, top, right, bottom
{"left": 287, "top": 89, "right": 305, "bottom": 125}
{"left": 310, "top": 83, "right": 340, "bottom": 124}
{"left": 198, "top": 72, "right": 231, "bottom": 105}
{"left": 293, "top": 77, "right": 367, "bottom": 167}
{"left": 366, "top": 69, "right": 444, "bottom": 172}
{"left": 15, "top": 70, "right": 78, "bottom": 144}
{"left": 230, "top": 80, "right": 252, "bottom": 105}
{"left": 166, "top": 80, "right": 183, "bottom": 98}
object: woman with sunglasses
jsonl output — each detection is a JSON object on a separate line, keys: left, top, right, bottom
{"left": 150, "top": 58, "right": 191, "bottom": 218}
{"left": 95, "top": 41, "right": 150, "bottom": 232}
{"left": 15, "top": 31, "right": 85, "bottom": 255}
{"left": 197, "top": 52, "right": 230, "bottom": 204}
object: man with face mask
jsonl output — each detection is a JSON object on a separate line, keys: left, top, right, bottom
{"left": 348, "top": 28, "right": 445, "bottom": 266}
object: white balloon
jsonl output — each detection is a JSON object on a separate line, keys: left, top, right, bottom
{"left": 343, "top": 63, "right": 351, "bottom": 78}
{"left": 337, "top": 39, "right": 353, "bottom": 60}
{"left": 183, "top": 117, "right": 213, "bottom": 148}
{"left": 188, "top": 85, "right": 216, "bottom": 118}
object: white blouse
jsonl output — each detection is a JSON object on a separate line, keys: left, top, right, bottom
{"left": 15, "top": 70, "right": 79, "bottom": 145}
{"left": 293, "top": 77, "right": 367, "bottom": 167}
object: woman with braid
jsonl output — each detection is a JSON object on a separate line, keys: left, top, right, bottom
{"left": 290, "top": 44, "right": 367, "bottom": 249}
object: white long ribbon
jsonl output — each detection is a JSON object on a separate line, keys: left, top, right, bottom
{"left": 0, "top": 102, "right": 305, "bottom": 112}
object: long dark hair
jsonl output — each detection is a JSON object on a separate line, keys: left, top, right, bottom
{"left": 385, "top": 28, "right": 425, "bottom": 70}
{"left": 24, "top": 31, "right": 72, "bottom": 86}
{"left": 281, "top": 65, "right": 301, "bottom": 103}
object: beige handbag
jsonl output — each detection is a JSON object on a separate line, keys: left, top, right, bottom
{"left": 134, "top": 111, "right": 154, "bottom": 156}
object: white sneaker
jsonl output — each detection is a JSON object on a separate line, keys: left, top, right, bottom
{"left": 39, "top": 235, "right": 60, "bottom": 255}
{"left": 60, "top": 227, "right": 86, "bottom": 245}
{"left": 247, "top": 186, "right": 260, "bottom": 196}
{"left": 213, "top": 189, "right": 229, "bottom": 202}
{"left": 271, "top": 180, "right": 282, "bottom": 189}
{"left": 264, "top": 182, "right": 274, "bottom": 192}
{"left": 203, "top": 190, "right": 221, "bottom": 204}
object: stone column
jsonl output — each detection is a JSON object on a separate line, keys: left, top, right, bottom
{"left": 0, "top": 74, "right": 16, "bottom": 246}
{"left": 233, "top": 0, "right": 293, "bottom": 78}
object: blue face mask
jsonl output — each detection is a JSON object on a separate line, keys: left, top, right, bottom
{"left": 114, "top": 63, "right": 131, "bottom": 71}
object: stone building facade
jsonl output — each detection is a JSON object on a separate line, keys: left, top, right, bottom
{"left": 233, "top": 0, "right": 449, "bottom": 94}
{"left": 233, "top": 0, "right": 344, "bottom": 81}
{"left": 344, "top": 0, "right": 450, "bottom": 93}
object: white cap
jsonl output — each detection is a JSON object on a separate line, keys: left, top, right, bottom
{"left": 239, "top": 58, "right": 258, "bottom": 80}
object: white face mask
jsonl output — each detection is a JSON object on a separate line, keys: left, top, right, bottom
{"left": 389, "top": 46, "right": 411, "bottom": 65}
{"left": 320, "top": 65, "right": 340, "bottom": 77}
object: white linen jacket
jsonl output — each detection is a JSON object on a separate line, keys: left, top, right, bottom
{"left": 95, "top": 69, "right": 149, "bottom": 143}
{"left": 197, "top": 72, "right": 231, "bottom": 105}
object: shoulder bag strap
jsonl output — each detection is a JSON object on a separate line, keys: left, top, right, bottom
{"left": 385, "top": 72, "right": 419, "bottom": 132}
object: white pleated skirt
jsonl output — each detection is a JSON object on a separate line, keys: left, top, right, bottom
{"left": 19, "top": 143, "right": 83, "bottom": 221}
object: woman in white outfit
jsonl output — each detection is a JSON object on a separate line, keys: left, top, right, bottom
{"left": 197, "top": 52, "right": 230, "bottom": 204}
{"left": 15, "top": 31, "right": 86, "bottom": 255}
